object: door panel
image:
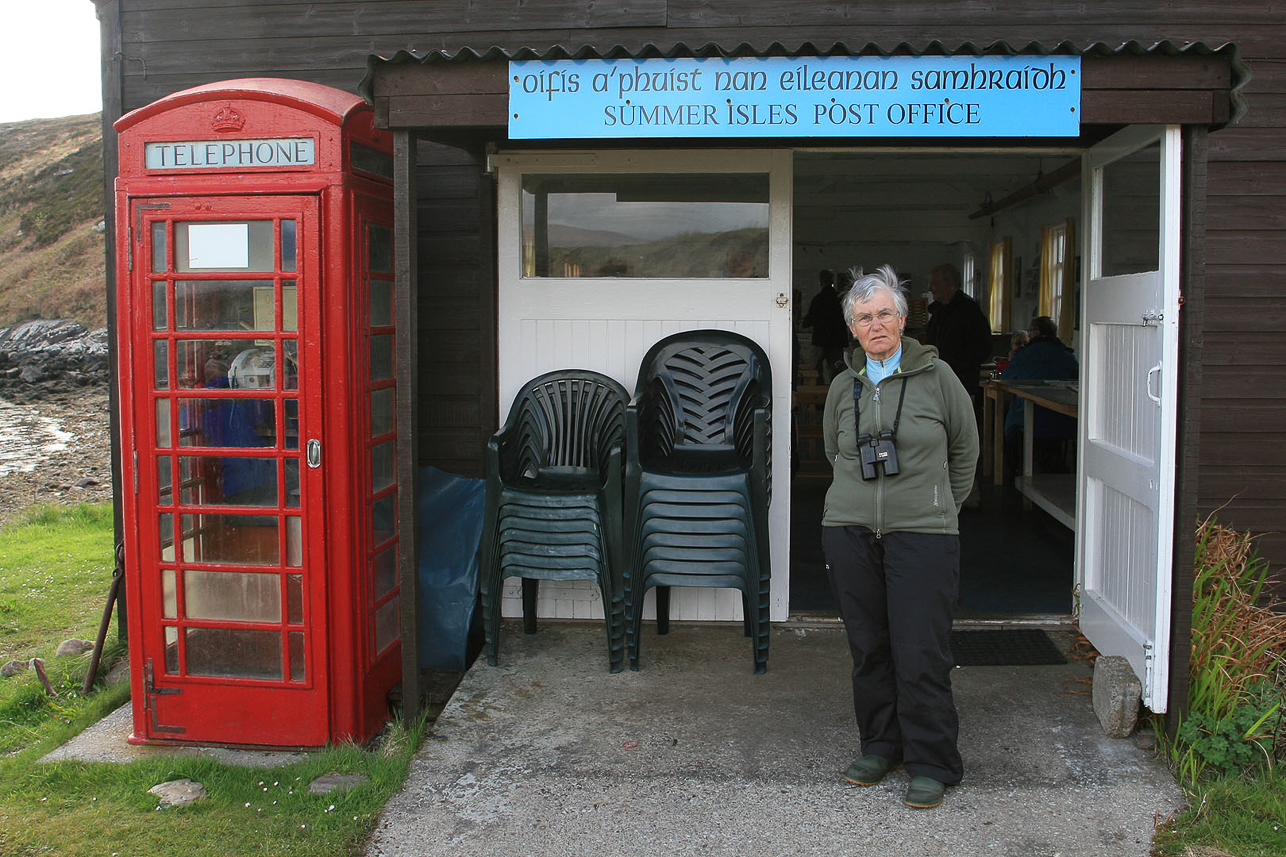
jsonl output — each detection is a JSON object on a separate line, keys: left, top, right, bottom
{"left": 1077, "top": 126, "right": 1181, "bottom": 712}
{"left": 131, "top": 195, "right": 327, "bottom": 745}
{"left": 493, "top": 150, "right": 794, "bottom": 623}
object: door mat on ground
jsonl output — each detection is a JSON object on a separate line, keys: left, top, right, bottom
{"left": 950, "top": 629, "right": 1067, "bottom": 666}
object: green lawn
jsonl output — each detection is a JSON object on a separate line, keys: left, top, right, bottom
{"left": 0, "top": 503, "right": 427, "bottom": 857}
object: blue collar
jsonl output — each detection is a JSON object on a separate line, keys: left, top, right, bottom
{"left": 864, "top": 346, "right": 903, "bottom": 385}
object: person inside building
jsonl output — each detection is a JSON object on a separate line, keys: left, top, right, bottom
{"left": 994, "top": 329, "right": 1029, "bottom": 374}
{"left": 802, "top": 268, "right": 850, "bottom": 383}
{"left": 926, "top": 263, "right": 993, "bottom": 406}
{"left": 821, "top": 264, "right": 979, "bottom": 810}
{"left": 1001, "top": 315, "right": 1079, "bottom": 472}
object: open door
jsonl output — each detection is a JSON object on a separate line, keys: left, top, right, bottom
{"left": 1077, "top": 126, "right": 1182, "bottom": 712}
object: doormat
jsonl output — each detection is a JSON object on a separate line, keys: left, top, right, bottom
{"left": 950, "top": 629, "right": 1067, "bottom": 666}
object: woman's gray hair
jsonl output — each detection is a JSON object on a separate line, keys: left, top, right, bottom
{"left": 841, "top": 264, "right": 909, "bottom": 324}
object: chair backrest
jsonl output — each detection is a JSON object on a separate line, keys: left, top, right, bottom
{"left": 633, "top": 329, "right": 771, "bottom": 460}
{"left": 503, "top": 370, "right": 628, "bottom": 478}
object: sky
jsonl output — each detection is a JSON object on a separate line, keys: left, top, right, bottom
{"left": 0, "top": 0, "right": 103, "bottom": 123}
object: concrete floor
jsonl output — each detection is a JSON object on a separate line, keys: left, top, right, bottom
{"left": 366, "top": 620, "right": 1184, "bottom": 857}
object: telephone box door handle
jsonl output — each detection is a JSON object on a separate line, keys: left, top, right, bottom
{"left": 307, "top": 439, "right": 322, "bottom": 468}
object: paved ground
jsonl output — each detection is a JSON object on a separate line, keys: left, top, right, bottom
{"left": 366, "top": 621, "right": 1184, "bottom": 857}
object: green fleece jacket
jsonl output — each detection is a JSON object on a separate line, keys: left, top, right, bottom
{"left": 822, "top": 337, "right": 979, "bottom": 535}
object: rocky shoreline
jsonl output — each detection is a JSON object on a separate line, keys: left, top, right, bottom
{"left": 0, "top": 320, "right": 114, "bottom": 528}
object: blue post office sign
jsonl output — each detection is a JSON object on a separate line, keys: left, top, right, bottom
{"left": 509, "top": 56, "right": 1080, "bottom": 139}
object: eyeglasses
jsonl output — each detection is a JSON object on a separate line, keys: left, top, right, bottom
{"left": 853, "top": 309, "right": 899, "bottom": 328}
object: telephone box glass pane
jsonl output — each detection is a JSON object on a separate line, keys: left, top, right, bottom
{"left": 369, "top": 223, "right": 393, "bottom": 274}
{"left": 286, "top": 575, "right": 303, "bottom": 624}
{"left": 374, "top": 596, "right": 399, "bottom": 654}
{"left": 183, "top": 570, "right": 282, "bottom": 622}
{"left": 370, "top": 389, "right": 394, "bottom": 437}
{"left": 175, "top": 340, "right": 232, "bottom": 388}
{"left": 153, "top": 341, "right": 169, "bottom": 389}
{"left": 370, "top": 279, "right": 392, "bottom": 327}
{"left": 284, "top": 400, "right": 299, "bottom": 449}
{"left": 175, "top": 280, "right": 276, "bottom": 332}
{"left": 373, "top": 546, "right": 397, "bottom": 601}
{"left": 156, "top": 399, "right": 172, "bottom": 447}
{"left": 370, "top": 334, "right": 393, "bottom": 380}
{"left": 176, "top": 221, "right": 275, "bottom": 272}
{"left": 157, "top": 457, "right": 173, "bottom": 505}
{"left": 521, "top": 173, "right": 770, "bottom": 278}
{"left": 179, "top": 398, "right": 277, "bottom": 448}
{"left": 152, "top": 281, "right": 168, "bottom": 329}
{"left": 283, "top": 340, "right": 298, "bottom": 390}
{"left": 151, "top": 221, "right": 168, "bottom": 273}
{"left": 1101, "top": 142, "right": 1161, "bottom": 277}
{"left": 185, "top": 627, "right": 282, "bottom": 680}
{"left": 286, "top": 516, "right": 302, "bottom": 567}
{"left": 282, "top": 282, "right": 298, "bottom": 332}
{"left": 371, "top": 440, "right": 395, "bottom": 492}
{"left": 288, "top": 632, "right": 305, "bottom": 682}
{"left": 179, "top": 455, "right": 277, "bottom": 506}
{"left": 281, "top": 220, "right": 297, "bottom": 272}
{"left": 162, "top": 569, "right": 177, "bottom": 618}
{"left": 284, "top": 458, "right": 299, "bottom": 507}
{"left": 159, "top": 513, "right": 175, "bottom": 561}
{"left": 372, "top": 494, "right": 395, "bottom": 547}
{"left": 164, "top": 626, "right": 179, "bottom": 673}
{"left": 180, "top": 513, "right": 279, "bottom": 565}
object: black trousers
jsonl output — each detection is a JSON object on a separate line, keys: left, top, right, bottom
{"left": 822, "top": 525, "right": 963, "bottom": 784}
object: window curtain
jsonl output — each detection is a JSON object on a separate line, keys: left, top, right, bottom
{"left": 987, "top": 237, "right": 1012, "bottom": 333}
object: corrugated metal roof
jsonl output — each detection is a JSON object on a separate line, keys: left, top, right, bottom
{"left": 361, "top": 39, "right": 1248, "bottom": 124}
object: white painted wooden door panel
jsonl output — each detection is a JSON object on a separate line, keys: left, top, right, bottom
{"left": 1077, "top": 126, "right": 1181, "bottom": 712}
{"left": 493, "top": 150, "right": 794, "bottom": 625}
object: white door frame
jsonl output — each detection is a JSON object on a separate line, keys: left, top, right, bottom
{"left": 1077, "top": 125, "right": 1182, "bottom": 712}
{"left": 489, "top": 148, "right": 795, "bottom": 624}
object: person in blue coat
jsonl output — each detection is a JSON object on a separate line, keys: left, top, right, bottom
{"left": 1001, "top": 317, "right": 1079, "bottom": 468}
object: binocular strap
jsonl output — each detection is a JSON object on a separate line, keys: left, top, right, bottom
{"left": 852, "top": 374, "right": 910, "bottom": 441}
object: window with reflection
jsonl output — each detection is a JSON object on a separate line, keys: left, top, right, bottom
{"left": 521, "top": 173, "right": 769, "bottom": 278}
{"left": 1100, "top": 143, "right": 1160, "bottom": 277}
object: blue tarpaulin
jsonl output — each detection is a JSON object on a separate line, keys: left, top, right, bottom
{"left": 416, "top": 466, "right": 485, "bottom": 670}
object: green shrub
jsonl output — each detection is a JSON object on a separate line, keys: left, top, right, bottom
{"left": 1162, "top": 516, "right": 1286, "bottom": 786}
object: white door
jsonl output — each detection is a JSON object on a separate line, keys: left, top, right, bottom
{"left": 491, "top": 149, "right": 795, "bottom": 624}
{"left": 1077, "top": 126, "right": 1182, "bottom": 711}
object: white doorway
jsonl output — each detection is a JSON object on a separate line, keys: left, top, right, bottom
{"left": 490, "top": 149, "right": 795, "bottom": 623}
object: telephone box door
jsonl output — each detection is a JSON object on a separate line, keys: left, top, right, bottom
{"left": 128, "top": 194, "right": 328, "bottom": 746}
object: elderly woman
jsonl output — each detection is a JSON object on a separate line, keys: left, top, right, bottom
{"left": 822, "top": 264, "right": 979, "bottom": 809}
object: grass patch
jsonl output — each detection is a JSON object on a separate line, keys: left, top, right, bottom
{"left": 1152, "top": 768, "right": 1286, "bottom": 857}
{"left": 0, "top": 503, "right": 432, "bottom": 856}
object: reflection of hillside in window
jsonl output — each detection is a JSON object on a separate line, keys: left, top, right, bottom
{"left": 522, "top": 173, "right": 769, "bottom": 278}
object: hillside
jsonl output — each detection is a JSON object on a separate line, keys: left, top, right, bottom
{"left": 0, "top": 113, "right": 106, "bottom": 329}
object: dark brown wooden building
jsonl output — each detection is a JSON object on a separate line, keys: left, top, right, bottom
{"left": 93, "top": 1, "right": 1284, "bottom": 721}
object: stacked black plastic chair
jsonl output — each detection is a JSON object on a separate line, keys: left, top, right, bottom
{"left": 625, "top": 329, "right": 772, "bottom": 674}
{"left": 479, "top": 370, "right": 629, "bottom": 673}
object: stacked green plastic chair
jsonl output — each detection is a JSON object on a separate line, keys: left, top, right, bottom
{"left": 625, "top": 330, "right": 772, "bottom": 674}
{"left": 480, "top": 370, "right": 629, "bottom": 672}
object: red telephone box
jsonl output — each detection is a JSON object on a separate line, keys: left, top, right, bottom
{"left": 114, "top": 79, "right": 400, "bottom": 747}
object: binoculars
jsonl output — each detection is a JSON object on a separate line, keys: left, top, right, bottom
{"left": 858, "top": 430, "right": 900, "bottom": 480}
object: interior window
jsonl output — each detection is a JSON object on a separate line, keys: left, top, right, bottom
{"left": 521, "top": 173, "right": 769, "bottom": 278}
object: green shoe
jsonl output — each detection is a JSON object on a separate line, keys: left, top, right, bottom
{"left": 843, "top": 754, "right": 902, "bottom": 786}
{"left": 904, "top": 776, "right": 946, "bottom": 809}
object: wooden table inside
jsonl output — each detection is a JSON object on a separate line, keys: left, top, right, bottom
{"left": 982, "top": 379, "right": 1079, "bottom": 528}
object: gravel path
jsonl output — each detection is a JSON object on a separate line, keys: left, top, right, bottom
{"left": 0, "top": 385, "right": 113, "bottom": 529}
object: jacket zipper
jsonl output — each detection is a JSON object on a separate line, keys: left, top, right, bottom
{"left": 863, "top": 360, "right": 933, "bottom": 540}
{"left": 871, "top": 378, "right": 884, "bottom": 539}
